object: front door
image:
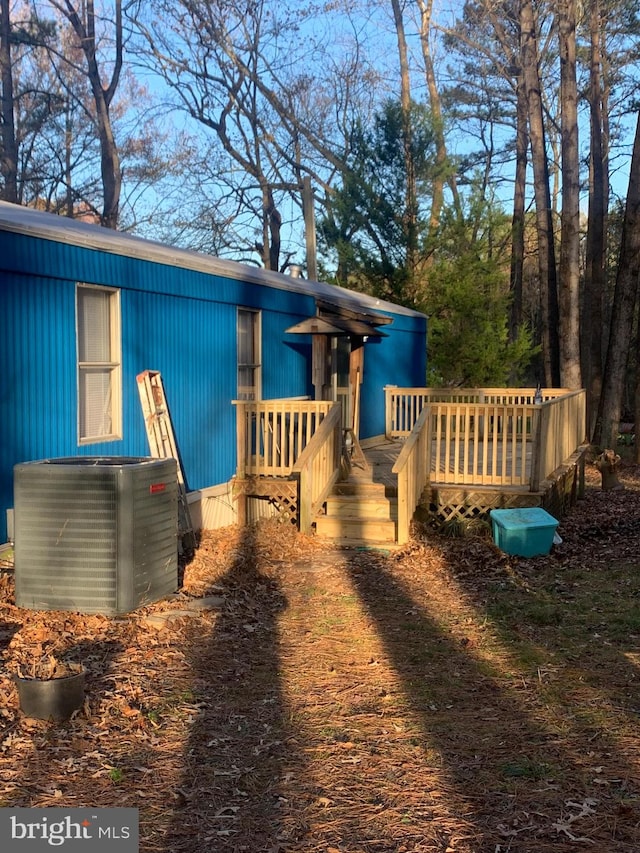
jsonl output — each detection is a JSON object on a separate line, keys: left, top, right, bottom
{"left": 332, "top": 336, "right": 365, "bottom": 436}
{"left": 311, "top": 331, "right": 367, "bottom": 437}
{"left": 332, "top": 336, "right": 351, "bottom": 430}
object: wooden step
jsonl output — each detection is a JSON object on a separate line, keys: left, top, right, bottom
{"left": 324, "top": 493, "right": 398, "bottom": 521}
{"left": 314, "top": 515, "right": 397, "bottom": 545}
{"left": 314, "top": 471, "right": 400, "bottom": 546}
{"left": 333, "top": 480, "right": 397, "bottom": 498}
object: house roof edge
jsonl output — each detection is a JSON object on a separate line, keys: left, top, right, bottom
{"left": 0, "top": 201, "right": 426, "bottom": 321}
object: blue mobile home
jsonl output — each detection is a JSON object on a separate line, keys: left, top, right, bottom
{"left": 0, "top": 201, "right": 427, "bottom": 544}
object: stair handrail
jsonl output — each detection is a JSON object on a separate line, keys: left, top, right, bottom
{"left": 392, "top": 405, "right": 431, "bottom": 544}
{"left": 292, "top": 402, "right": 343, "bottom": 533}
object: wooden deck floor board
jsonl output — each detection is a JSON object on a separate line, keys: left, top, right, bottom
{"left": 360, "top": 438, "right": 534, "bottom": 490}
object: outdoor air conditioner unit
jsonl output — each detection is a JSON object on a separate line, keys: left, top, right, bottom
{"left": 14, "top": 457, "right": 178, "bottom": 615}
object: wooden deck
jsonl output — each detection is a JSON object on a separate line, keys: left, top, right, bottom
{"left": 355, "top": 440, "right": 402, "bottom": 492}
{"left": 361, "top": 438, "right": 535, "bottom": 485}
{"left": 358, "top": 436, "right": 544, "bottom": 515}
{"left": 233, "top": 388, "right": 588, "bottom": 545}
{"left": 336, "top": 431, "right": 585, "bottom": 541}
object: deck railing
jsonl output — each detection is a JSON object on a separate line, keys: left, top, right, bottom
{"left": 392, "top": 406, "right": 431, "bottom": 544}
{"left": 385, "top": 386, "right": 587, "bottom": 491}
{"left": 292, "top": 402, "right": 343, "bottom": 533}
{"left": 234, "top": 399, "right": 334, "bottom": 477}
{"left": 385, "top": 386, "right": 570, "bottom": 437}
{"left": 529, "top": 389, "right": 587, "bottom": 490}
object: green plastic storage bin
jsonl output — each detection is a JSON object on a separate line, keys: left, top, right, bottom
{"left": 490, "top": 507, "right": 559, "bottom": 557}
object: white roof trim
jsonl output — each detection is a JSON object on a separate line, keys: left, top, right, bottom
{"left": 0, "top": 201, "right": 425, "bottom": 320}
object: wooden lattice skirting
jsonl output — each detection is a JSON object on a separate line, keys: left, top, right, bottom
{"left": 426, "top": 446, "right": 588, "bottom": 524}
{"left": 233, "top": 477, "right": 299, "bottom": 526}
{"left": 426, "top": 486, "right": 542, "bottom": 523}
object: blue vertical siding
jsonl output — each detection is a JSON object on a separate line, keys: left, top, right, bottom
{"left": 1, "top": 275, "right": 78, "bottom": 542}
{"left": 122, "top": 288, "right": 240, "bottom": 490}
{"left": 0, "top": 275, "right": 77, "bottom": 460}
{"left": 0, "top": 219, "right": 426, "bottom": 543}
{"left": 261, "top": 308, "right": 313, "bottom": 400}
{"left": 360, "top": 312, "right": 427, "bottom": 439}
{"left": 0, "top": 238, "right": 320, "bottom": 540}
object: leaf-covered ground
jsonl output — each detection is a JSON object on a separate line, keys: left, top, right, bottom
{"left": 2, "top": 462, "right": 640, "bottom": 851}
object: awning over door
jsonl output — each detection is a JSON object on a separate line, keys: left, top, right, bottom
{"left": 285, "top": 316, "right": 388, "bottom": 337}
{"left": 285, "top": 300, "right": 391, "bottom": 337}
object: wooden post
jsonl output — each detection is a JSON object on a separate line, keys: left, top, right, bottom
{"left": 349, "top": 345, "right": 364, "bottom": 436}
{"left": 530, "top": 406, "right": 544, "bottom": 491}
{"left": 233, "top": 401, "right": 248, "bottom": 525}
{"left": 234, "top": 402, "right": 247, "bottom": 478}
{"left": 297, "top": 460, "right": 312, "bottom": 534}
{"left": 312, "top": 335, "right": 328, "bottom": 400}
{"left": 396, "top": 467, "right": 410, "bottom": 545}
{"left": 384, "top": 385, "right": 396, "bottom": 439}
{"left": 235, "top": 480, "right": 247, "bottom": 526}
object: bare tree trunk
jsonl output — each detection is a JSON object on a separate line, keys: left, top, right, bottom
{"left": 584, "top": 0, "right": 607, "bottom": 437}
{"left": 593, "top": 111, "right": 640, "bottom": 450}
{"left": 52, "top": 0, "right": 122, "bottom": 228}
{"left": 635, "top": 318, "right": 640, "bottom": 463}
{"left": 0, "top": 0, "right": 17, "bottom": 203}
{"left": 510, "top": 69, "right": 528, "bottom": 347}
{"left": 265, "top": 187, "right": 281, "bottom": 272}
{"left": 520, "top": 0, "right": 561, "bottom": 387}
{"left": 92, "top": 84, "right": 121, "bottom": 229}
{"left": 390, "top": 0, "right": 418, "bottom": 279}
{"left": 416, "top": 0, "right": 459, "bottom": 237}
{"left": 633, "top": 322, "right": 640, "bottom": 464}
{"left": 64, "top": 101, "right": 73, "bottom": 217}
{"left": 558, "top": 0, "right": 581, "bottom": 389}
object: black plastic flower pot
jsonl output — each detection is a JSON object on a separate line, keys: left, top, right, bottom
{"left": 15, "top": 670, "right": 85, "bottom": 720}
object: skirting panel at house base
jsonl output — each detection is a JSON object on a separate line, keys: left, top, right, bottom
{"left": 187, "top": 483, "right": 237, "bottom": 531}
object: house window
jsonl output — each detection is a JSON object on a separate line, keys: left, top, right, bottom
{"left": 76, "top": 284, "right": 122, "bottom": 443}
{"left": 237, "top": 308, "right": 261, "bottom": 400}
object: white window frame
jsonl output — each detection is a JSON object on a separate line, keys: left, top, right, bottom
{"left": 76, "top": 283, "right": 122, "bottom": 444}
{"left": 237, "top": 307, "right": 262, "bottom": 401}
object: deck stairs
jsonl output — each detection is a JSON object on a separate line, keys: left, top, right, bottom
{"left": 314, "top": 437, "right": 400, "bottom": 547}
{"left": 314, "top": 480, "right": 398, "bottom": 546}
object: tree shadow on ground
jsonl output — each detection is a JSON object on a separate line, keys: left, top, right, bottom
{"left": 165, "top": 525, "right": 303, "bottom": 852}
{"left": 341, "top": 544, "right": 640, "bottom": 852}
{"left": 0, "top": 620, "right": 20, "bottom": 654}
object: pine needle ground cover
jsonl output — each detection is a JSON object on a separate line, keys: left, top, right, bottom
{"left": 1, "top": 463, "right": 640, "bottom": 851}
